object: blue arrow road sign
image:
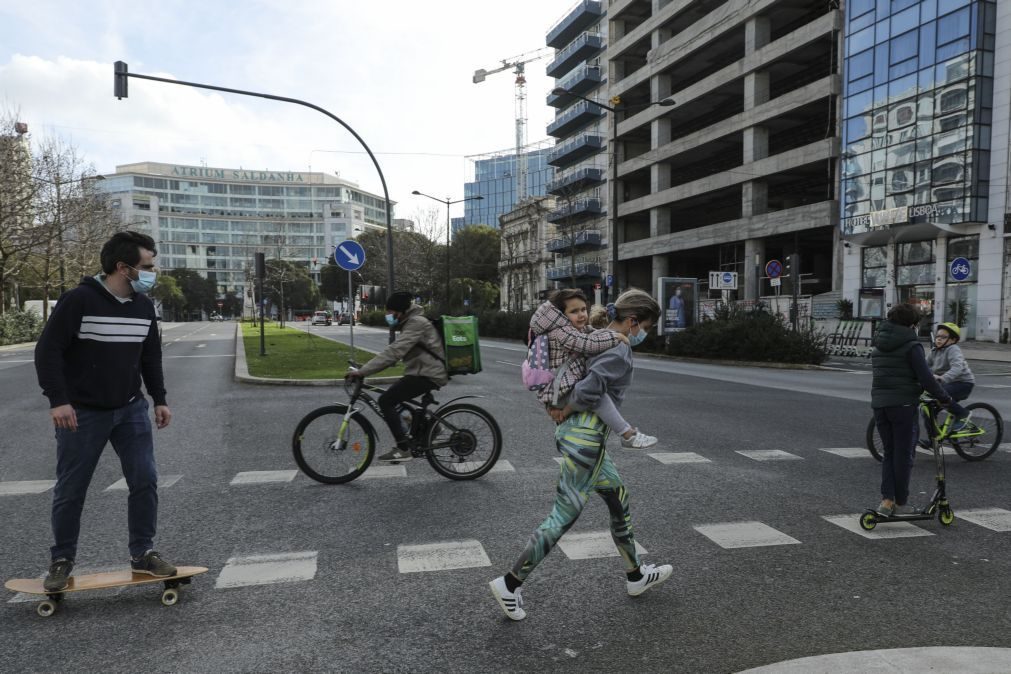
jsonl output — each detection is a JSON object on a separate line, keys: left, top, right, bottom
{"left": 333, "top": 240, "right": 366, "bottom": 271}
{"left": 949, "top": 257, "right": 971, "bottom": 281}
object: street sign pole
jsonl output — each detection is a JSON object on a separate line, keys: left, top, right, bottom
{"left": 348, "top": 269, "right": 354, "bottom": 354}
{"left": 255, "top": 252, "right": 266, "bottom": 356}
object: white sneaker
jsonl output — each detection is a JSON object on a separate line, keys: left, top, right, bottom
{"left": 627, "top": 563, "right": 673, "bottom": 597}
{"left": 489, "top": 576, "right": 526, "bottom": 621}
{"left": 621, "top": 431, "right": 658, "bottom": 449}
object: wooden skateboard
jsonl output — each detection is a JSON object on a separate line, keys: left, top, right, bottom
{"left": 5, "top": 566, "right": 208, "bottom": 617}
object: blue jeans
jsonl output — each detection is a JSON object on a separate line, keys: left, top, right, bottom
{"left": 942, "top": 381, "right": 973, "bottom": 419}
{"left": 874, "top": 405, "right": 917, "bottom": 505}
{"left": 51, "top": 397, "right": 159, "bottom": 561}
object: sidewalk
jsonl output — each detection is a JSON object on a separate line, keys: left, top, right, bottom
{"left": 958, "top": 340, "right": 1011, "bottom": 363}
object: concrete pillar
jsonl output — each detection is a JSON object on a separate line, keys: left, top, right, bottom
{"left": 745, "top": 238, "right": 766, "bottom": 302}
{"left": 742, "top": 181, "right": 768, "bottom": 218}
{"left": 885, "top": 240, "right": 897, "bottom": 309}
{"left": 743, "top": 126, "right": 769, "bottom": 163}
{"left": 651, "top": 206, "right": 671, "bottom": 238}
{"left": 744, "top": 71, "right": 770, "bottom": 111}
{"left": 933, "top": 235, "right": 948, "bottom": 328}
{"left": 652, "top": 254, "right": 669, "bottom": 296}
{"left": 745, "top": 16, "right": 771, "bottom": 54}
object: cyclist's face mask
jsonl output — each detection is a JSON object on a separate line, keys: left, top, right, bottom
{"left": 385, "top": 311, "right": 400, "bottom": 327}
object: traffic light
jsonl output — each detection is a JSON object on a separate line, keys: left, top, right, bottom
{"left": 114, "top": 61, "right": 129, "bottom": 99}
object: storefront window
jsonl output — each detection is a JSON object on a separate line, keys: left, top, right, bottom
{"left": 862, "top": 245, "right": 887, "bottom": 287}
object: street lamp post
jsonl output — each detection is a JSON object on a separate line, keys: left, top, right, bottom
{"left": 412, "top": 190, "right": 483, "bottom": 309}
{"left": 550, "top": 88, "right": 674, "bottom": 303}
{"left": 113, "top": 61, "right": 396, "bottom": 341}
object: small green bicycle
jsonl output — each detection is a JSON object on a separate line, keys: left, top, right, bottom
{"left": 866, "top": 396, "right": 1004, "bottom": 462}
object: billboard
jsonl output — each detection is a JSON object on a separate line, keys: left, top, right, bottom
{"left": 657, "top": 277, "right": 698, "bottom": 335}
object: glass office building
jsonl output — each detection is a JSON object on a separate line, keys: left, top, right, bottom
{"left": 839, "top": 0, "right": 1005, "bottom": 339}
{"left": 99, "top": 162, "right": 391, "bottom": 301}
{"left": 457, "top": 147, "right": 553, "bottom": 232}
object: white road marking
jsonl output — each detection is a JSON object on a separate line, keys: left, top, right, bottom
{"left": 819, "top": 448, "right": 872, "bottom": 459}
{"left": 736, "top": 450, "right": 803, "bottom": 461}
{"left": 196, "top": 343, "right": 206, "bottom": 348}
{"left": 0, "top": 480, "right": 56, "bottom": 496}
{"left": 648, "top": 452, "right": 711, "bottom": 464}
{"left": 230, "top": 470, "right": 298, "bottom": 485}
{"left": 694, "top": 521, "right": 802, "bottom": 549}
{"left": 554, "top": 457, "right": 565, "bottom": 465}
{"left": 955, "top": 508, "right": 1011, "bottom": 532}
{"left": 557, "top": 531, "right": 648, "bottom": 560}
{"left": 396, "top": 539, "right": 491, "bottom": 573}
{"left": 105, "top": 475, "right": 183, "bottom": 491}
{"left": 494, "top": 360, "right": 520, "bottom": 367}
{"left": 450, "top": 459, "right": 515, "bottom": 474}
{"left": 358, "top": 465, "right": 407, "bottom": 479}
{"left": 822, "top": 514, "right": 934, "bottom": 539}
{"left": 215, "top": 551, "right": 318, "bottom": 589}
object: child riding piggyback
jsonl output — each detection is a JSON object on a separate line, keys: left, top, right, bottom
{"left": 528, "top": 289, "right": 657, "bottom": 448}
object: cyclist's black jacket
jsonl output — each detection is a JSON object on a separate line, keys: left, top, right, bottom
{"left": 34, "top": 276, "right": 166, "bottom": 410}
{"left": 870, "top": 320, "right": 949, "bottom": 409}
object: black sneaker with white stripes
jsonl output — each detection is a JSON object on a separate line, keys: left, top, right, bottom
{"left": 489, "top": 576, "right": 526, "bottom": 621}
{"left": 626, "top": 562, "right": 673, "bottom": 597}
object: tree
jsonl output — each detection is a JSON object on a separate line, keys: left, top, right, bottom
{"left": 320, "top": 258, "right": 350, "bottom": 302}
{"left": 264, "top": 259, "right": 319, "bottom": 323}
{"left": 167, "top": 268, "right": 217, "bottom": 319}
{"left": 149, "top": 274, "right": 184, "bottom": 319}
{"left": 356, "top": 228, "right": 444, "bottom": 304}
{"left": 451, "top": 225, "right": 500, "bottom": 285}
{"left": 0, "top": 109, "right": 42, "bottom": 314}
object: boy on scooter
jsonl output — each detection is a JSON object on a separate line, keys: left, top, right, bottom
{"left": 870, "top": 304, "right": 953, "bottom": 517}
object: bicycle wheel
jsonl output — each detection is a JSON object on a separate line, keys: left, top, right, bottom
{"left": 425, "top": 403, "right": 502, "bottom": 480}
{"left": 950, "top": 402, "right": 1004, "bottom": 461}
{"left": 865, "top": 417, "right": 883, "bottom": 462}
{"left": 292, "top": 405, "right": 376, "bottom": 483}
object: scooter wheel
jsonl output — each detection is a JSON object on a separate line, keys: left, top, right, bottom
{"left": 939, "top": 508, "right": 955, "bottom": 526}
{"left": 859, "top": 512, "right": 877, "bottom": 531}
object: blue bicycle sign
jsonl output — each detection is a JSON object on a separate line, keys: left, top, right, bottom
{"left": 949, "top": 257, "right": 971, "bottom": 281}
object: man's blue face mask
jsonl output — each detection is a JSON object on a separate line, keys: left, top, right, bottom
{"left": 385, "top": 313, "right": 398, "bottom": 327}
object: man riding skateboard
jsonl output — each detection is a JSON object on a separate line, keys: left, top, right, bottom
{"left": 34, "top": 231, "right": 176, "bottom": 592}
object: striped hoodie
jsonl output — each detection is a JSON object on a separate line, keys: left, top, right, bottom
{"left": 34, "top": 276, "right": 166, "bottom": 409}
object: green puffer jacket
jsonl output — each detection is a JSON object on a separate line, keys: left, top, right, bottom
{"left": 355, "top": 304, "right": 449, "bottom": 386}
{"left": 870, "top": 320, "right": 922, "bottom": 408}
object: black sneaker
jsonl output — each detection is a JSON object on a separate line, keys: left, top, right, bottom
{"left": 131, "top": 550, "right": 177, "bottom": 577}
{"left": 44, "top": 558, "right": 74, "bottom": 592}
{"left": 378, "top": 447, "right": 413, "bottom": 463}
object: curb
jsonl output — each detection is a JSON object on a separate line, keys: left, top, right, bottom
{"left": 0, "top": 341, "right": 37, "bottom": 352}
{"left": 233, "top": 324, "right": 399, "bottom": 386}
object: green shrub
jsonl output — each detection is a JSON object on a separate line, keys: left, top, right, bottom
{"left": 0, "top": 309, "right": 45, "bottom": 346}
{"left": 360, "top": 309, "right": 386, "bottom": 326}
{"left": 664, "top": 304, "right": 826, "bottom": 364}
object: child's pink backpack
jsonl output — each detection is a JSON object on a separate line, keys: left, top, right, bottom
{"left": 521, "top": 330, "right": 555, "bottom": 391}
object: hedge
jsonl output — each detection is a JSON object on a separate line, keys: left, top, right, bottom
{"left": 0, "top": 309, "right": 45, "bottom": 346}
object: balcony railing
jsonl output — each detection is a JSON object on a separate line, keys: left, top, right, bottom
{"left": 547, "top": 134, "right": 604, "bottom": 168}
{"left": 545, "top": 32, "right": 605, "bottom": 78}
{"left": 547, "top": 167, "right": 606, "bottom": 195}
{"left": 546, "top": 0, "right": 605, "bottom": 49}
{"left": 546, "top": 100, "right": 605, "bottom": 138}
{"left": 545, "top": 229, "right": 602, "bottom": 252}
{"left": 546, "top": 262, "right": 602, "bottom": 280}
{"left": 546, "top": 66, "right": 604, "bottom": 107}
{"left": 546, "top": 198, "right": 604, "bottom": 224}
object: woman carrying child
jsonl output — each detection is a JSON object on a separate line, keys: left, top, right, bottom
{"left": 489, "top": 289, "right": 673, "bottom": 621}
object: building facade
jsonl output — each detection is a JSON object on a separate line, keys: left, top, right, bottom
{"left": 458, "top": 146, "right": 554, "bottom": 232}
{"left": 606, "top": 0, "right": 842, "bottom": 307}
{"left": 544, "top": 0, "right": 610, "bottom": 298}
{"left": 99, "top": 162, "right": 392, "bottom": 300}
{"left": 839, "top": 0, "right": 1010, "bottom": 342}
{"left": 498, "top": 196, "right": 558, "bottom": 311}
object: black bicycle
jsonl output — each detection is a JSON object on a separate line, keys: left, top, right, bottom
{"left": 292, "top": 368, "right": 502, "bottom": 484}
{"left": 865, "top": 397, "right": 1004, "bottom": 462}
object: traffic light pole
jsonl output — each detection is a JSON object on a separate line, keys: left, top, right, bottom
{"left": 114, "top": 61, "right": 396, "bottom": 344}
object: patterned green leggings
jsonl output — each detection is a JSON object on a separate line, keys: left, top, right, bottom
{"left": 510, "top": 411, "right": 640, "bottom": 581}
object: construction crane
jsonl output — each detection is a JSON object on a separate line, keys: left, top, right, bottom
{"left": 473, "top": 47, "right": 554, "bottom": 202}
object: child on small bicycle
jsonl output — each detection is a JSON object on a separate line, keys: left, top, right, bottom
{"left": 870, "top": 304, "right": 953, "bottom": 517}
{"left": 926, "top": 322, "right": 974, "bottom": 431}
{"left": 529, "top": 289, "right": 657, "bottom": 448}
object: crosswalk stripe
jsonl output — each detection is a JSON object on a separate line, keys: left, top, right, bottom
{"left": 819, "top": 448, "right": 872, "bottom": 459}
{"left": 215, "top": 551, "right": 318, "bottom": 589}
{"left": 397, "top": 539, "right": 491, "bottom": 573}
{"left": 230, "top": 470, "right": 297, "bottom": 485}
{"left": 556, "top": 530, "right": 648, "bottom": 560}
{"left": 954, "top": 508, "right": 1011, "bottom": 532}
{"left": 0, "top": 480, "right": 56, "bottom": 496}
{"left": 105, "top": 475, "right": 183, "bottom": 491}
{"left": 694, "top": 521, "right": 802, "bottom": 549}
{"left": 735, "top": 450, "right": 803, "bottom": 461}
{"left": 822, "top": 514, "right": 934, "bottom": 539}
{"left": 648, "top": 452, "right": 711, "bottom": 464}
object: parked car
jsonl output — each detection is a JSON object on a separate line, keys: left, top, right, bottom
{"left": 337, "top": 312, "right": 354, "bottom": 326}
{"left": 311, "top": 311, "right": 332, "bottom": 326}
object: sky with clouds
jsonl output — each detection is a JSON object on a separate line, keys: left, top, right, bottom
{"left": 0, "top": 0, "right": 568, "bottom": 221}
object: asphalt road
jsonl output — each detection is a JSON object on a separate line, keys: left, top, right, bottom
{"left": 1, "top": 322, "right": 1009, "bottom": 673}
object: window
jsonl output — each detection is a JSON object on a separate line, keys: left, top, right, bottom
{"left": 849, "top": 49, "right": 873, "bottom": 81}
{"left": 937, "top": 6, "right": 970, "bottom": 44}
{"left": 889, "top": 30, "right": 918, "bottom": 65}
{"left": 862, "top": 246, "right": 887, "bottom": 287}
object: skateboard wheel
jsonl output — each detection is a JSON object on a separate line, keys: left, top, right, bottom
{"left": 161, "top": 588, "right": 179, "bottom": 606}
{"left": 37, "top": 600, "right": 57, "bottom": 617}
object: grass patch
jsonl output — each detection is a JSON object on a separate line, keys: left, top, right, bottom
{"left": 241, "top": 322, "right": 404, "bottom": 379}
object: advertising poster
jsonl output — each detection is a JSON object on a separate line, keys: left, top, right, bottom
{"left": 657, "top": 277, "right": 698, "bottom": 335}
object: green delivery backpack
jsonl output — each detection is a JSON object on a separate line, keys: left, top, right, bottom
{"left": 424, "top": 315, "right": 482, "bottom": 376}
